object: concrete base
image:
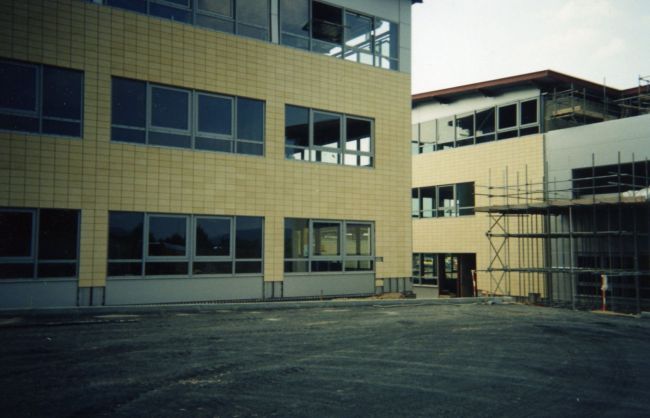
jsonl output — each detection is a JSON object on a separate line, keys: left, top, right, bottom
{"left": 283, "top": 273, "right": 374, "bottom": 298}
{"left": 0, "top": 279, "right": 78, "bottom": 309}
{"left": 413, "top": 285, "right": 440, "bottom": 299}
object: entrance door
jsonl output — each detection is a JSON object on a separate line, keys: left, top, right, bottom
{"left": 438, "top": 253, "right": 476, "bottom": 297}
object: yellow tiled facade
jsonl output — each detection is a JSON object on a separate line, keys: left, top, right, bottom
{"left": 412, "top": 134, "right": 545, "bottom": 296}
{"left": 0, "top": 0, "right": 412, "bottom": 305}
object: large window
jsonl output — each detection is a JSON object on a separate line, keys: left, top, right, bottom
{"left": 0, "top": 208, "right": 80, "bottom": 279}
{"left": 285, "top": 105, "right": 373, "bottom": 167}
{"left": 284, "top": 219, "right": 373, "bottom": 273}
{"left": 0, "top": 60, "right": 83, "bottom": 137}
{"left": 572, "top": 161, "right": 650, "bottom": 198}
{"left": 112, "top": 77, "right": 264, "bottom": 155}
{"left": 412, "top": 182, "right": 475, "bottom": 218}
{"left": 412, "top": 253, "right": 438, "bottom": 286}
{"left": 108, "top": 212, "right": 263, "bottom": 277}
{"left": 412, "top": 98, "right": 540, "bottom": 154}
{"left": 95, "top": 0, "right": 270, "bottom": 41}
{"left": 280, "top": 0, "right": 399, "bottom": 70}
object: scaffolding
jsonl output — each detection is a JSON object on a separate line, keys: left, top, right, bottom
{"left": 477, "top": 157, "right": 650, "bottom": 313}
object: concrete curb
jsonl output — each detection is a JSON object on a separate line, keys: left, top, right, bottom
{"left": 0, "top": 296, "right": 514, "bottom": 318}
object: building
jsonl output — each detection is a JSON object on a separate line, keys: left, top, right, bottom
{"left": 0, "top": 0, "right": 419, "bottom": 308}
{"left": 411, "top": 70, "right": 650, "bottom": 312}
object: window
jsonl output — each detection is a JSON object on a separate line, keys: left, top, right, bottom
{"left": 279, "top": 0, "right": 399, "bottom": 71}
{"left": 412, "top": 182, "right": 475, "bottom": 218}
{"left": 412, "top": 253, "right": 438, "bottom": 286}
{"left": 285, "top": 105, "right": 373, "bottom": 167}
{"left": 0, "top": 60, "right": 83, "bottom": 137}
{"left": 108, "top": 212, "right": 263, "bottom": 277}
{"left": 111, "top": 77, "right": 265, "bottom": 156}
{"left": 99, "top": 0, "right": 270, "bottom": 41}
{"left": 0, "top": 208, "right": 80, "bottom": 279}
{"left": 284, "top": 219, "right": 373, "bottom": 273}
{"left": 572, "top": 161, "right": 650, "bottom": 198}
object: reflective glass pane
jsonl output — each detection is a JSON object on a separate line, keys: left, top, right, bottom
{"left": 280, "top": 0, "right": 309, "bottom": 37}
{"left": 0, "top": 211, "right": 32, "bottom": 257}
{"left": 285, "top": 105, "right": 309, "bottom": 147}
{"left": 420, "top": 187, "right": 435, "bottom": 218}
{"left": 237, "top": 24, "right": 268, "bottom": 41}
{"left": 148, "top": 132, "right": 191, "bottom": 148}
{"left": 235, "top": 216, "right": 263, "bottom": 259}
{"left": 107, "top": 0, "right": 147, "bottom": 13}
{"left": 111, "top": 127, "right": 146, "bottom": 144}
{"left": 345, "top": 12, "right": 372, "bottom": 51}
{"left": 151, "top": 86, "right": 189, "bottom": 130}
{"left": 313, "top": 222, "right": 339, "bottom": 256}
{"left": 281, "top": 33, "right": 309, "bottom": 50}
{"left": 457, "top": 182, "right": 475, "bottom": 211}
{"left": 344, "top": 260, "right": 373, "bottom": 271}
{"left": 193, "top": 261, "right": 232, "bottom": 275}
{"left": 437, "top": 116, "right": 455, "bottom": 149}
{"left": 0, "top": 114, "right": 39, "bottom": 133}
{"left": 438, "top": 186, "right": 456, "bottom": 217}
{"left": 108, "top": 262, "right": 142, "bottom": 277}
{"left": 109, "top": 212, "right": 144, "bottom": 259}
{"left": 198, "top": 94, "right": 232, "bottom": 135}
{"left": 195, "top": 137, "right": 232, "bottom": 152}
{"left": 374, "top": 19, "right": 398, "bottom": 58}
{"left": 237, "top": 98, "right": 264, "bottom": 141}
{"left": 345, "top": 223, "right": 371, "bottom": 256}
{"left": 38, "top": 210, "right": 78, "bottom": 260}
{"left": 150, "top": 3, "right": 192, "bottom": 22}
{"left": 235, "top": 261, "right": 262, "bottom": 274}
{"left": 311, "top": 149, "right": 338, "bottom": 164}
{"left": 411, "top": 189, "right": 419, "bottom": 218}
{"left": 236, "top": 141, "right": 263, "bottom": 155}
{"left": 284, "top": 218, "right": 309, "bottom": 258}
{"left": 145, "top": 262, "right": 188, "bottom": 275}
{"left": 476, "top": 107, "right": 495, "bottom": 136}
{"left": 456, "top": 113, "right": 474, "bottom": 141}
{"left": 312, "top": 1, "right": 343, "bottom": 44}
{"left": 419, "top": 120, "right": 436, "bottom": 152}
{"left": 42, "top": 119, "right": 81, "bottom": 137}
{"left": 285, "top": 147, "right": 309, "bottom": 161}
{"left": 313, "top": 111, "right": 340, "bottom": 148}
{"left": 346, "top": 117, "right": 371, "bottom": 152}
{"left": 111, "top": 77, "right": 146, "bottom": 126}
{"left": 195, "top": 217, "right": 230, "bottom": 256}
{"left": 521, "top": 99, "right": 538, "bottom": 125}
{"left": 37, "top": 263, "right": 76, "bottom": 278}
{"left": 0, "top": 62, "right": 37, "bottom": 112}
{"left": 198, "top": 0, "right": 231, "bottom": 16}
{"left": 284, "top": 260, "right": 308, "bottom": 273}
{"left": 498, "top": 103, "right": 517, "bottom": 129}
{"left": 148, "top": 216, "right": 187, "bottom": 257}
{"left": 236, "top": 0, "right": 268, "bottom": 27}
{"left": 42, "top": 66, "right": 83, "bottom": 119}
{"left": 412, "top": 254, "right": 421, "bottom": 277}
{"left": 0, "top": 263, "right": 34, "bottom": 279}
{"left": 311, "top": 260, "right": 342, "bottom": 272}
{"left": 196, "top": 14, "right": 235, "bottom": 32}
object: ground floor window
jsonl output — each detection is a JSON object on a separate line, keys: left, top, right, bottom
{"left": 108, "top": 212, "right": 263, "bottom": 277}
{"left": 284, "top": 218, "right": 373, "bottom": 273}
{"left": 412, "top": 253, "right": 438, "bottom": 285}
{"left": 0, "top": 208, "right": 79, "bottom": 279}
{"left": 412, "top": 253, "right": 477, "bottom": 297}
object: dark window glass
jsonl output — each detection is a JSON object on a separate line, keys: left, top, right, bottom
{"left": 312, "top": 2, "right": 343, "bottom": 44}
{"left": 345, "top": 223, "right": 371, "bottom": 256}
{"left": 150, "top": 3, "right": 192, "bottom": 22}
{"left": 111, "top": 127, "right": 146, "bottom": 144}
{"left": 476, "top": 107, "right": 495, "bottom": 142}
{"left": 107, "top": 0, "right": 147, "bottom": 13}
{"left": 284, "top": 260, "right": 308, "bottom": 273}
{"left": 195, "top": 137, "right": 232, "bottom": 152}
{"left": 313, "top": 111, "right": 340, "bottom": 148}
{"left": 456, "top": 113, "right": 474, "bottom": 141}
{"left": 42, "top": 119, "right": 81, "bottom": 137}
{"left": 438, "top": 186, "right": 456, "bottom": 217}
{"left": 457, "top": 182, "right": 475, "bottom": 215}
{"left": 420, "top": 187, "right": 435, "bottom": 218}
{"left": 313, "top": 222, "right": 339, "bottom": 256}
{"left": 235, "top": 261, "right": 262, "bottom": 274}
{"left": 346, "top": 117, "right": 371, "bottom": 152}
{"left": 235, "top": 216, "right": 263, "bottom": 259}
{"left": 520, "top": 126, "right": 539, "bottom": 136}
{"left": 0, "top": 263, "right": 34, "bottom": 279}
{"left": 112, "top": 78, "right": 146, "bottom": 128}
{"left": 345, "top": 12, "right": 372, "bottom": 51}
{"left": 198, "top": 94, "right": 232, "bottom": 135}
{"left": 109, "top": 212, "right": 144, "bottom": 259}
{"left": 198, "top": 0, "right": 232, "bottom": 17}
{"left": 237, "top": 0, "right": 268, "bottom": 27}
{"left": 344, "top": 260, "right": 373, "bottom": 271}
{"left": 37, "top": 263, "right": 76, "bottom": 278}
{"left": 151, "top": 86, "right": 189, "bottom": 130}
{"left": 0, "top": 211, "right": 32, "bottom": 257}
{"left": 108, "top": 262, "right": 142, "bottom": 277}
{"left": 0, "top": 62, "right": 37, "bottom": 112}
{"left": 521, "top": 99, "right": 538, "bottom": 125}
{"left": 285, "top": 105, "right": 309, "bottom": 147}
{"left": 148, "top": 132, "right": 192, "bottom": 148}
{"left": 237, "top": 98, "right": 264, "bottom": 141}
{"left": 311, "top": 260, "right": 342, "bottom": 272}
{"left": 374, "top": 19, "right": 398, "bottom": 59}
{"left": 281, "top": 33, "right": 309, "bottom": 50}
{"left": 196, "top": 14, "right": 235, "bottom": 32}
{"left": 235, "top": 141, "right": 263, "bottom": 156}
{"left": 498, "top": 104, "right": 517, "bottom": 129}
{"left": 497, "top": 130, "right": 518, "bottom": 140}
{"left": 195, "top": 217, "right": 230, "bottom": 256}
{"left": 42, "top": 66, "right": 83, "bottom": 120}
{"left": 285, "top": 218, "right": 309, "bottom": 258}
{"left": 148, "top": 216, "right": 187, "bottom": 257}
{"left": 412, "top": 189, "right": 419, "bottom": 217}
{"left": 193, "top": 261, "right": 232, "bottom": 275}
{"left": 145, "top": 262, "right": 189, "bottom": 275}
{"left": 280, "top": 0, "right": 309, "bottom": 37}
{"left": 38, "top": 210, "right": 78, "bottom": 260}
{"left": 0, "top": 114, "right": 39, "bottom": 133}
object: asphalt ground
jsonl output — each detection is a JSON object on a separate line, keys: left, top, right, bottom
{"left": 1, "top": 301, "right": 649, "bottom": 418}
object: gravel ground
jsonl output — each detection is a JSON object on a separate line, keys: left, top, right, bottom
{"left": 1, "top": 302, "right": 649, "bottom": 417}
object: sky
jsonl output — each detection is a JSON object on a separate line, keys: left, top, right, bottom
{"left": 411, "top": 0, "right": 650, "bottom": 94}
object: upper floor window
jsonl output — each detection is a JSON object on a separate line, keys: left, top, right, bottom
{"left": 412, "top": 98, "right": 539, "bottom": 154}
{"left": 111, "top": 76, "right": 264, "bottom": 156}
{"left": 0, "top": 60, "right": 83, "bottom": 137}
{"left": 280, "top": 0, "right": 399, "bottom": 70}
{"left": 95, "top": 0, "right": 270, "bottom": 41}
{"left": 285, "top": 105, "right": 373, "bottom": 167}
{"left": 572, "top": 161, "right": 650, "bottom": 198}
{"left": 0, "top": 208, "right": 80, "bottom": 279}
{"left": 108, "top": 211, "right": 263, "bottom": 277}
{"left": 412, "top": 182, "right": 475, "bottom": 218}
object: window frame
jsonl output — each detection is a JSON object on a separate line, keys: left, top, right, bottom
{"left": 412, "top": 253, "right": 439, "bottom": 286}
{"left": 412, "top": 182, "right": 475, "bottom": 219}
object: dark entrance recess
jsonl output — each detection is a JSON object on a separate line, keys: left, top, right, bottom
{"left": 439, "top": 253, "right": 476, "bottom": 297}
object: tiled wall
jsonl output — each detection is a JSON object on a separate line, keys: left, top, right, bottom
{"left": 0, "top": 0, "right": 412, "bottom": 291}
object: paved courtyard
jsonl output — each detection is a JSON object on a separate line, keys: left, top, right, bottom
{"left": 1, "top": 301, "right": 649, "bottom": 417}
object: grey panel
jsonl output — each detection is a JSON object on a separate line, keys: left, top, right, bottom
{"left": 283, "top": 273, "right": 375, "bottom": 297}
{"left": 105, "top": 276, "right": 263, "bottom": 305}
{"left": 412, "top": 285, "right": 439, "bottom": 299}
{"left": 0, "top": 279, "right": 77, "bottom": 309}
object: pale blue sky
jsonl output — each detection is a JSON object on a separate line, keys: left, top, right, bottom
{"left": 411, "top": 0, "right": 650, "bottom": 93}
